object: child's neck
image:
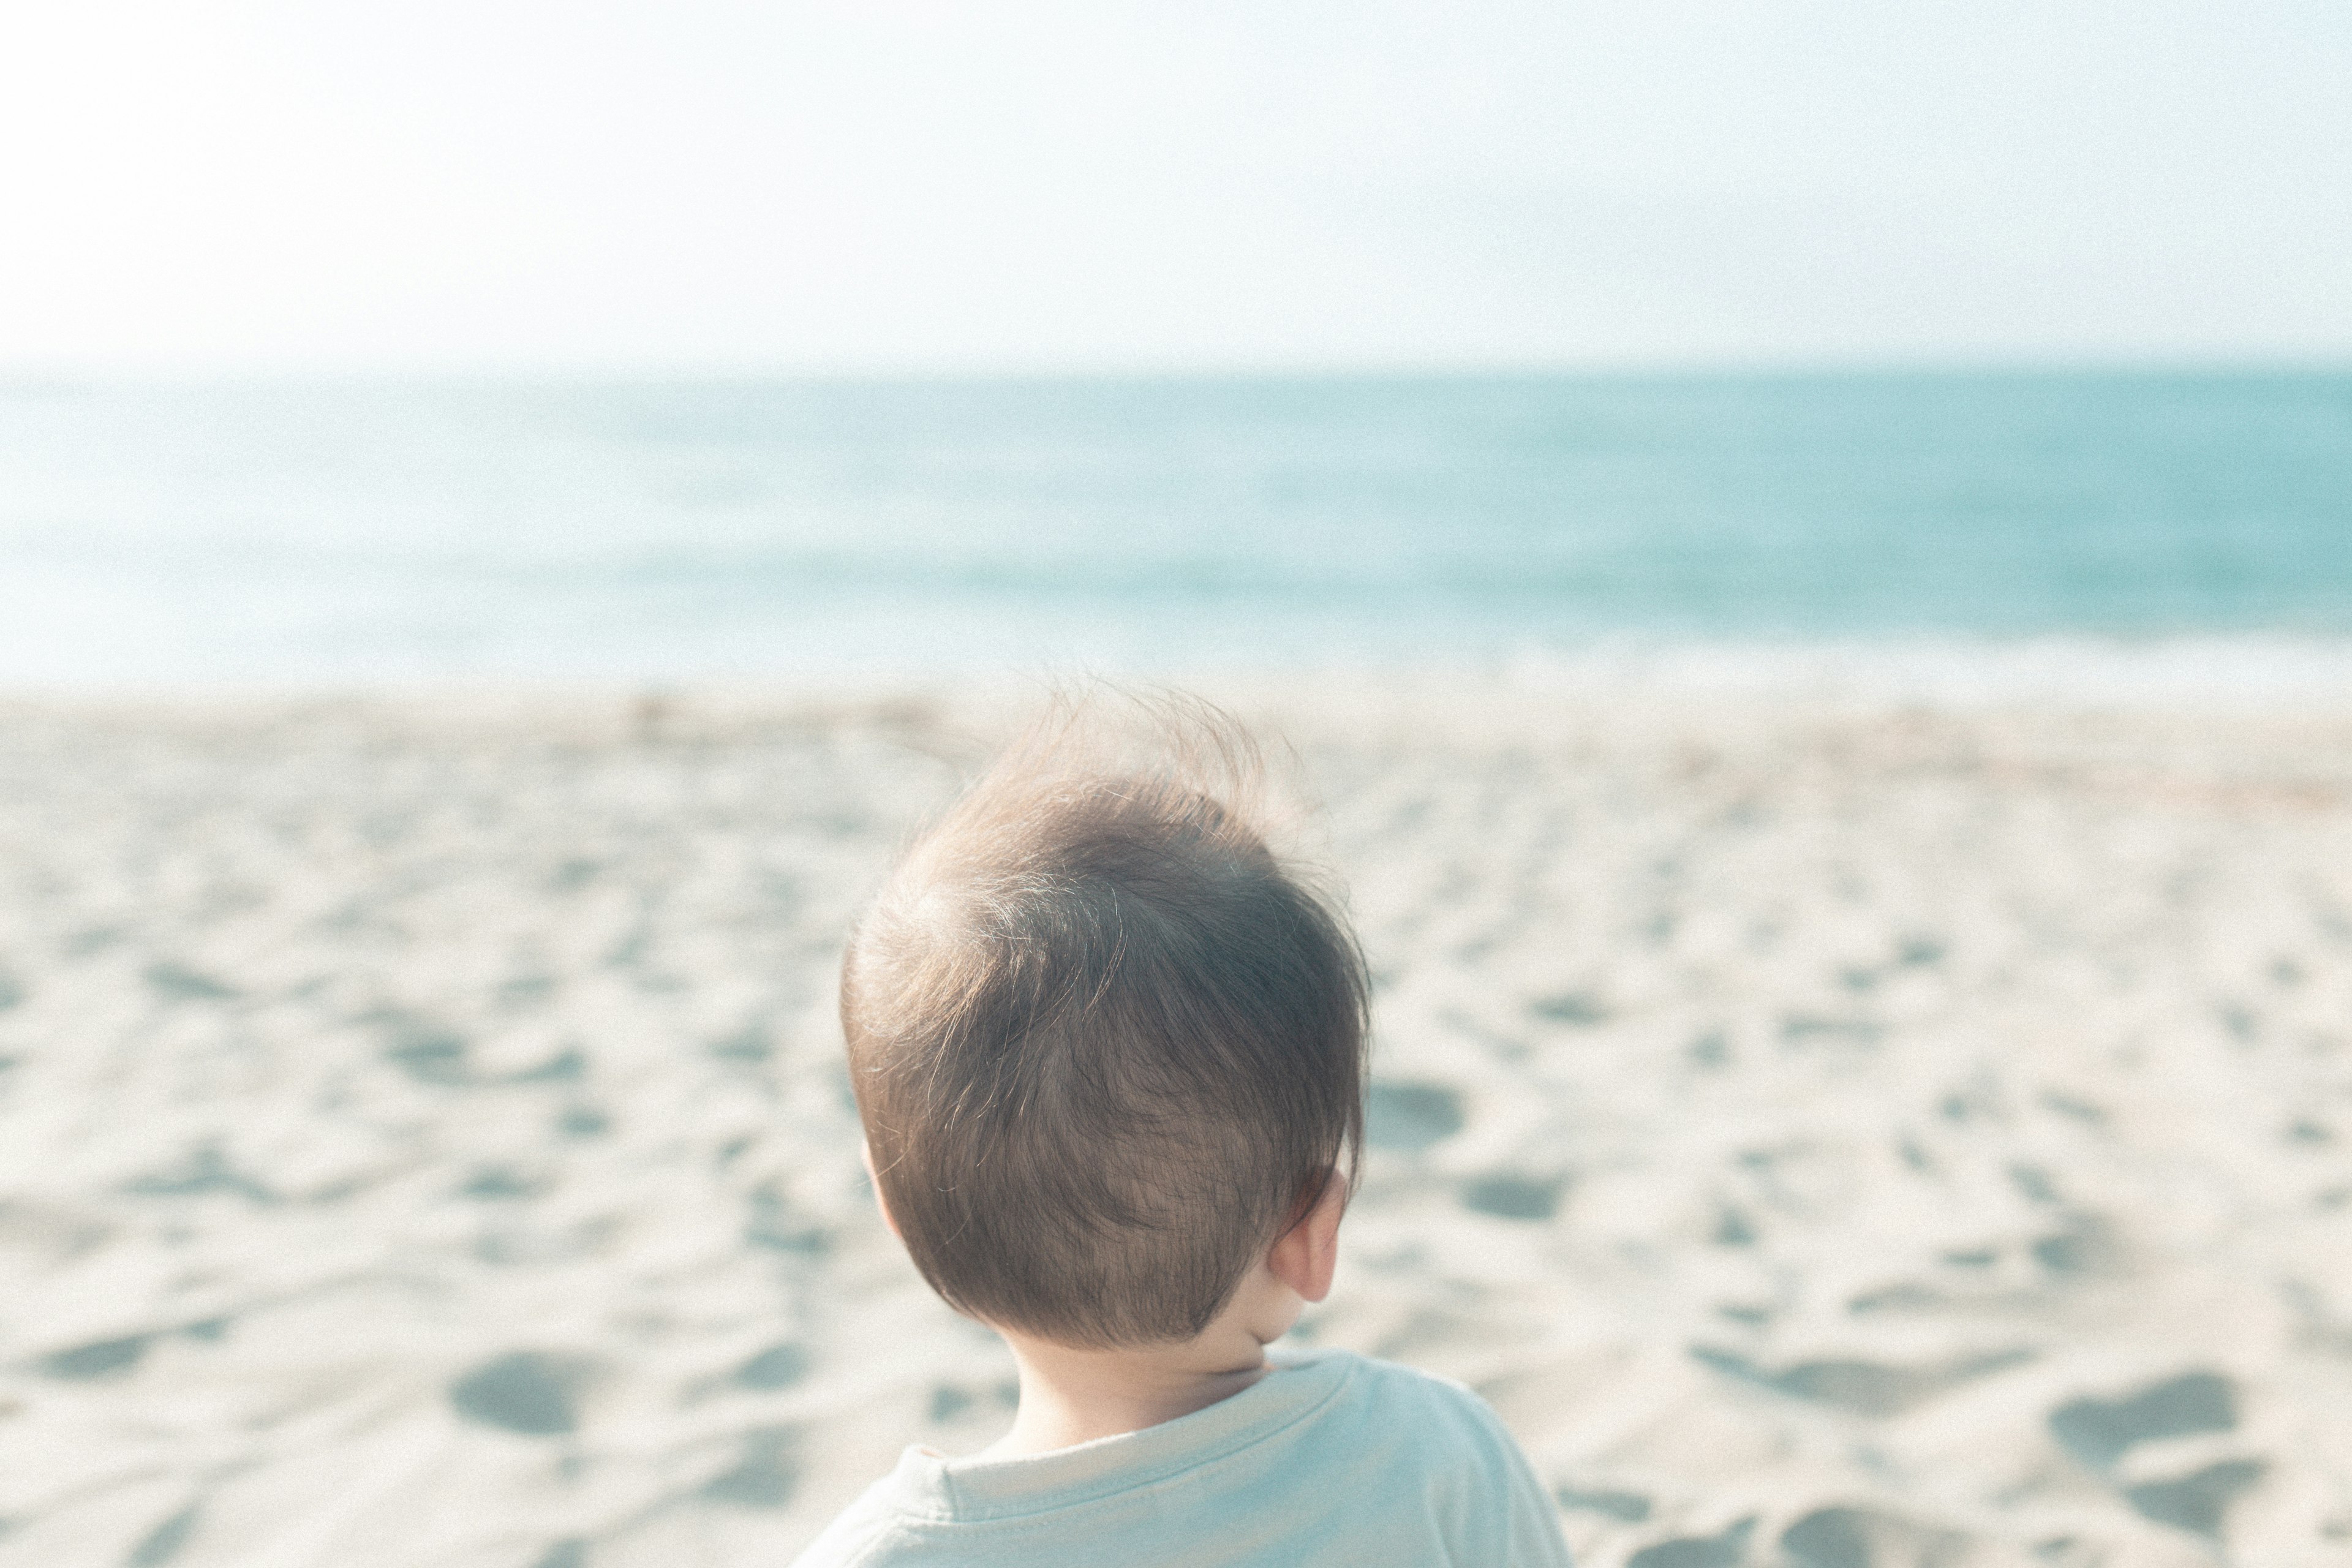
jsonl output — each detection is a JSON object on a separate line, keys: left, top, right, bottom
{"left": 981, "top": 1318, "right": 1275, "bottom": 1458}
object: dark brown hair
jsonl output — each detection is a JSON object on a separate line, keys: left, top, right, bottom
{"left": 840, "top": 696, "right": 1368, "bottom": 1348}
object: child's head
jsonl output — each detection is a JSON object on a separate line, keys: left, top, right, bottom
{"left": 840, "top": 698, "right": 1368, "bottom": 1350}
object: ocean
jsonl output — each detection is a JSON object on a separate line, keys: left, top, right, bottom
{"left": 3, "top": 371, "right": 2348, "bottom": 692}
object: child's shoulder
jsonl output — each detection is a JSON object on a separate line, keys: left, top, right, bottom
{"left": 1274, "top": 1346, "right": 1526, "bottom": 1464}
{"left": 1280, "top": 1348, "right": 1566, "bottom": 1559}
{"left": 791, "top": 1348, "right": 1569, "bottom": 1567}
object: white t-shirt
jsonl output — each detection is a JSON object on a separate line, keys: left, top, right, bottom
{"left": 791, "top": 1348, "right": 1572, "bottom": 1567}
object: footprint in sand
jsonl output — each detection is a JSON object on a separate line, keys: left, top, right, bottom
{"left": 39, "top": 1332, "right": 153, "bottom": 1380}
{"left": 460, "top": 1164, "right": 542, "bottom": 1200}
{"left": 2122, "top": 1460, "right": 2269, "bottom": 1539}
{"left": 450, "top": 1351, "right": 591, "bottom": 1436}
{"left": 556, "top": 1103, "right": 611, "bottom": 1138}
{"left": 1364, "top": 1080, "right": 1463, "bottom": 1153}
{"left": 745, "top": 1186, "right": 828, "bottom": 1254}
{"left": 2049, "top": 1372, "right": 2264, "bottom": 1540}
{"left": 2027, "top": 1213, "right": 2123, "bottom": 1276}
{"left": 1553, "top": 1482, "right": 1651, "bottom": 1523}
{"left": 372, "top": 1011, "right": 472, "bottom": 1085}
{"left": 1780, "top": 1506, "right": 1967, "bottom": 1568}
{"left": 1460, "top": 1172, "right": 1564, "bottom": 1221}
{"left": 1691, "top": 1346, "right": 2032, "bottom": 1417}
{"left": 1529, "top": 992, "right": 1611, "bottom": 1027}
{"left": 124, "top": 1145, "right": 274, "bottom": 1203}
{"left": 126, "top": 1499, "right": 202, "bottom": 1567}
{"left": 143, "top": 961, "right": 237, "bottom": 1002}
{"left": 1625, "top": 1515, "right": 1753, "bottom": 1568}
{"left": 733, "top": 1343, "right": 810, "bottom": 1391}
{"left": 2048, "top": 1370, "right": 2236, "bottom": 1469}
{"left": 1686, "top": 1030, "right": 1731, "bottom": 1070}
{"left": 699, "top": 1426, "right": 800, "bottom": 1509}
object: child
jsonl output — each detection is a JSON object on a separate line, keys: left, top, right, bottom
{"left": 796, "top": 699, "right": 1571, "bottom": 1566}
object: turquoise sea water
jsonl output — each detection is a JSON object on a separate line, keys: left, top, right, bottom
{"left": 2, "top": 372, "right": 2347, "bottom": 686}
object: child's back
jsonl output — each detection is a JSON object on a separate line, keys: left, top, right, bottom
{"left": 797, "top": 1349, "right": 1566, "bottom": 1566}
{"left": 799, "top": 698, "right": 1570, "bottom": 1566}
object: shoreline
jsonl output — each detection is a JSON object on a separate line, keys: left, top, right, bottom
{"left": 12, "top": 629, "right": 2352, "bottom": 714}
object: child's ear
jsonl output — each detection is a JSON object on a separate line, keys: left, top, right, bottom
{"left": 1265, "top": 1174, "right": 1344, "bottom": 1304}
{"left": 861, "top": 1140, "right": 903, "bottom": 1242}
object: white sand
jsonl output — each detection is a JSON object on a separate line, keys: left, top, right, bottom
{"left": 2, "top": 683, "right": 2348, "bottom": 1567}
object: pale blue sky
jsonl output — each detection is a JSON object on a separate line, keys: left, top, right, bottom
{"left": 4, "top": 1, "right": 2346, "bottom": 372}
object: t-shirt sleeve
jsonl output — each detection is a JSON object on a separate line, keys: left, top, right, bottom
{"left": 1452, "top": 1388, "right": 1575, "bottom": 1567}
{"left": 788, "top": 1474, "right": 907, "bottom": 1568}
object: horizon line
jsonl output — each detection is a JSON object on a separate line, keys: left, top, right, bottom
{"left": 6, "top": 353, "right": 2351, "bottom": 389}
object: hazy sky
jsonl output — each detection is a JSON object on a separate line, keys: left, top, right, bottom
{"left": 5, "top": 2, "right": 2346, "bottom": 372}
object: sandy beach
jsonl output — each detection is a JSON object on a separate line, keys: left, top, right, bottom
{"left": 3, "top": 680, "right": 2348, "bottom": 1567}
